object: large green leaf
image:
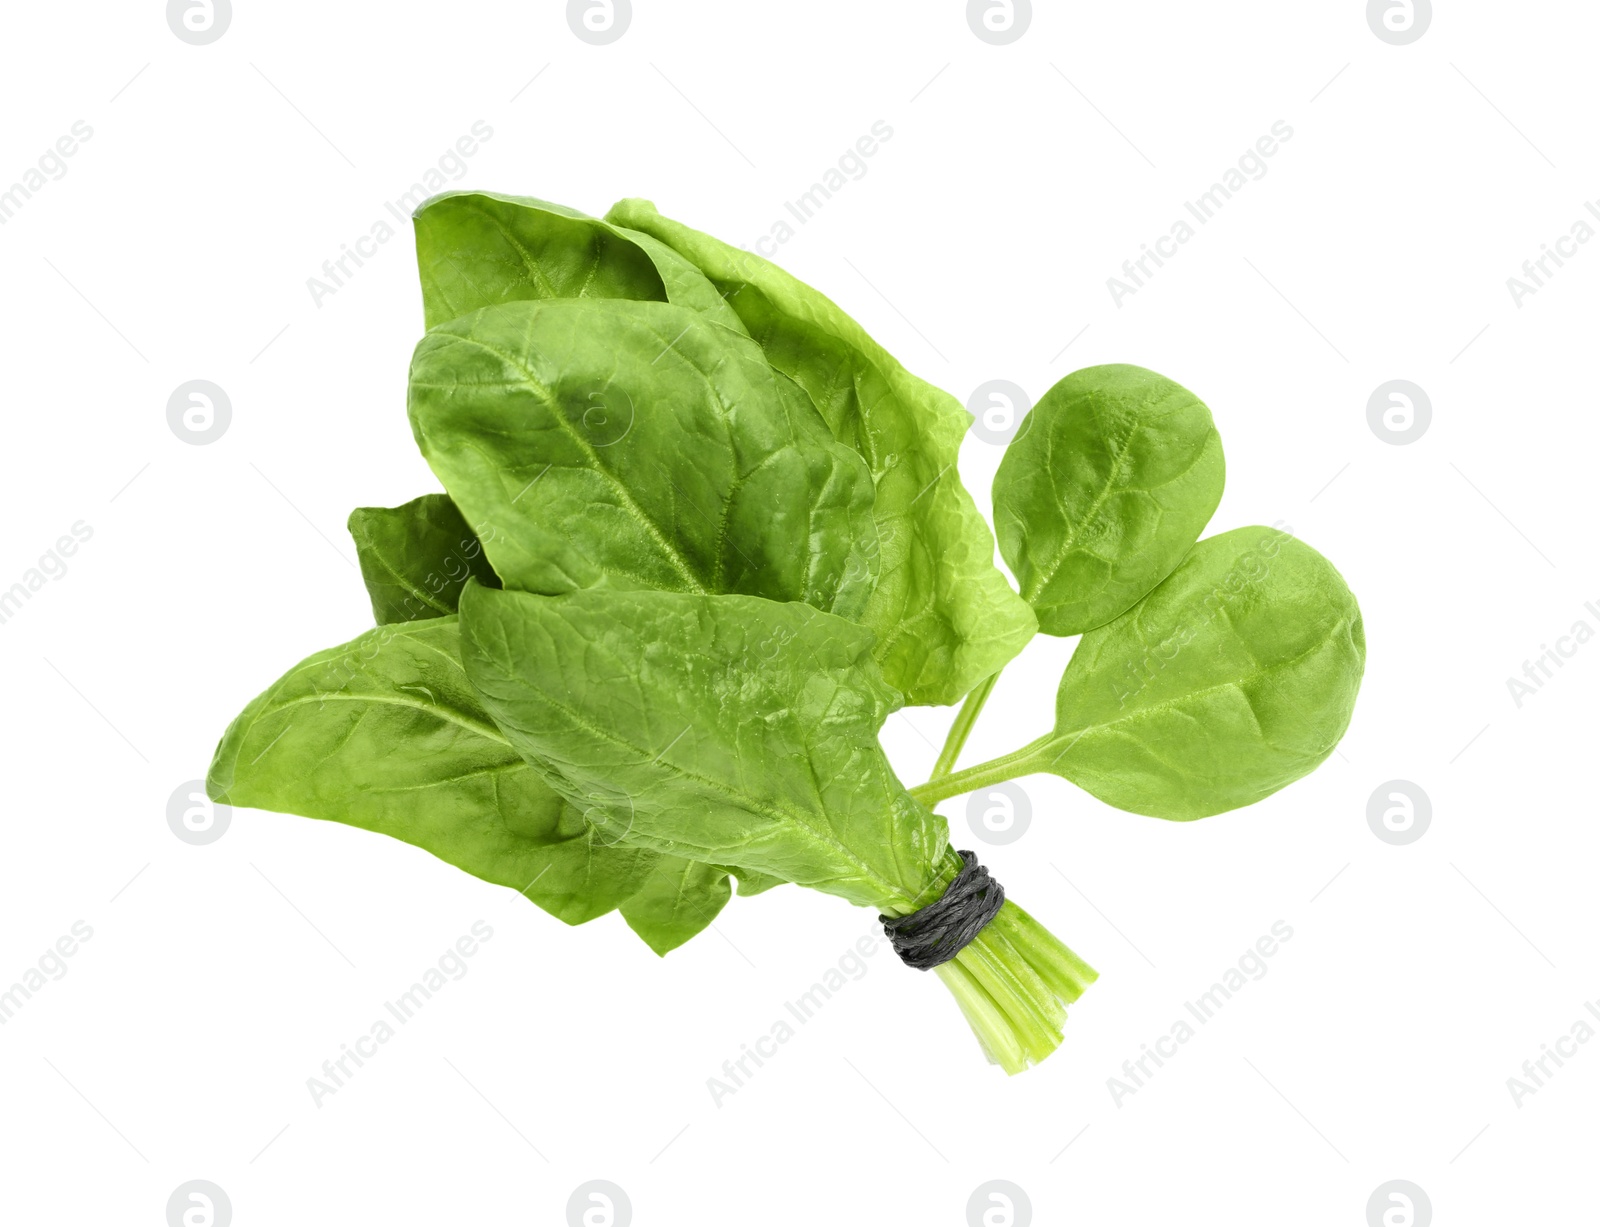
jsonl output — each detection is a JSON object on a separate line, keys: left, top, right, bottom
{"left": 604, "top": 198, "right": 1036, "bottom": 706}
{"left": 348, "top": 494, "right": 499, "bottom": 625}
{"left": 343, "top": 496, "right": 742, "bottom": 944}
{"left": 1038, "top": 527, "right": 1365, "bottom": 819}
{"left": 615, "top": 861, "right": 779, "bottom": 955}
{"left": 413, "top": 191, "right": 747, "bottom": 334}
{"left": 993, "top": 365, "right": 1224, "bottom": 636}
{"left": 618, "top": 859, "right": 734, "bottom": 956}
{"left": 408, "top": 298, "right": 878, "bottom": 618}
{"left": 728, "top": 868, "right": 785, "bottom": 896}
{"left": 458, "top": 583, "right": 948, "bottom": 911}
{"left": 206, "top": 617, "right": 656, "bottom": 925}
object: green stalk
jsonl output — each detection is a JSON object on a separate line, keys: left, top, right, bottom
{"left": 912, "top": 849, "right": 1097, "bottom": 1074}
{"left": 911, "top": 733, "right": 1055, "bottom": 807}
{"left": 993, "top": 902, "right": 1098, "bottom": 1001}
{"left": 938, "top": 907, "right": 1097, "bottom": 1072}
{"left": 929, "top": 671, "right": 1002, "bottom": 780}
{"left": 955, "top": 933, "right": 1060, "bottom": 1057}
{"left": 935, "top": 960, "right": 1022, "bottom": 1070}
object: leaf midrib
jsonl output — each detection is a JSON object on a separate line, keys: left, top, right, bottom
{"left": 482, "top": 663, "right": 911, "bottom": 908}
{"left": 1023, "top": 411, "right": 1148, "bottom": 602}
{"left": 259, "top": 691, "right": 512, "bottom": 747}
{"left": 425, "top": 328, "right": 711, "bottom": 595}
{"left": 1055, "top": 619, "right": 1354, "bottom": 747}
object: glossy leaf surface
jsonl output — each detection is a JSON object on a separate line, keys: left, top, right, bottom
{"left": 605, "top": 198, "right": 1036, "bottom": 705}
{"left": 409, "top": 298, "right": 878, "bottom": 618}
{"left": 618, "top": 859, "right": 734, "bottom": 956}
{"left": 207, "top": 617, "right": 655, "bottom": 924}
{"left": 414, "top": 191, "right": 746, "bottom": 333}
{"left": 348, "top": 493, "right": 499, "bottom": 625}
{"left": 1046, "top": 527, "right": 1365, "bottom": 819}
{"left": 459, "top": 583, "right": 948, "bottom": 910}
{"left": 994, "top": 364, "right": 1224, "bottom": 637}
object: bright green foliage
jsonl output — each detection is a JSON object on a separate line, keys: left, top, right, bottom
{"left": 208, "top": 189, "right": 1368, "bottom": 1075}
{"left": 913, "top": 527, "right": 1366, "bottom": 820}
{"left": 605, "top": 199, "right": 1036, "bottom": 706}
{"left": 1049, "top": 526, "right": 1365, "bottom": 818}
{"left": 730, "top": 869, "right": 785, "bottom": 896}
{"left": 348, "top": 494, "right": 499, "bottom": 625}
{"left": 207, "top": 617, "right": 657, "bottom": 925}
{"left": 993, "top": 364, "right": 1224, "bottom": 637}
{"left": 413, "top": 191, "right": 748, "bottom": 333}
{"left": 343, "top": 492, "right": 740, "bottom": 953}
{"left": 408, "top": 298, "right": 879, "bottom": 619}
{"left": 458, "top": 581, "right": 1094, "bottom": 1069}
{"left": 619, "top": 859, "right": 735, "bottom": 957}
{"left": 458, "top": 584, "right": 940, "bottom": 909}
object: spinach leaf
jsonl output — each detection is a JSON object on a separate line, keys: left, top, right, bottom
{"left": 346, "top": 494, "right": 750, "bottom": 952}
{"left": 348, "top": 494, "right": 499, "bottom": 625}
{"left": 993, "top": 364, "right": 1225, "bottom": 636}
{"left": 413, "top": 191, "right": 747, "bottom": 334}
{"left": 1048, "top": 526, "right": 1363, "bottom": 817}
{"left": 728, "top": 868, "right": 784, "bottom": 896}
{"left": 914, "top": 527, "right": 1364, "bottom": 820}
{"left": 456, "top": 579, "right": 1095, "bottom": 1068}
{"left": 604, "top": 199, "right": 1037, "bottom": 706}
{"left": 408, "top": 298, "right": 879, "bottom": 618}
{"left": 614, "top": 861, "right": 782, "bottom": 955}
{"left": 618, "top": 859, "right": 734, "bottom": 956}
{"left": 213, "top": 189, "right": 1378, "bottom": 1072}
{"left": 458, "top": 582, "right": 946, "bottom": 911}
{"left": 206, "top": 616, "right": 657, "bottom": 924}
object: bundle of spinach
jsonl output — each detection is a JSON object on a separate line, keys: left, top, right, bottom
{"left": 209, "top": 193, "right": 1364, "bottom": 1073}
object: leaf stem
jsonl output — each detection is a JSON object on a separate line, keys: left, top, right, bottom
{"left": 910, "top": 734, "right": 1054, "bottom": 806}
{"left": 928, "top": 671, "right": 1001, "bottom": 780}
{"left": 933, "top": 884, "right": 1098, "bottom": 1073}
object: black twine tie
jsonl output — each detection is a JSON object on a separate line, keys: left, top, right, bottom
{"left": 880, "top": 851, "right": 1005, "bottom": 970}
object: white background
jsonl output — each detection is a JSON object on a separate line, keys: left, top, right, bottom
{"left": 1, "top": 2, "right": 1595, "bottom": 1224}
